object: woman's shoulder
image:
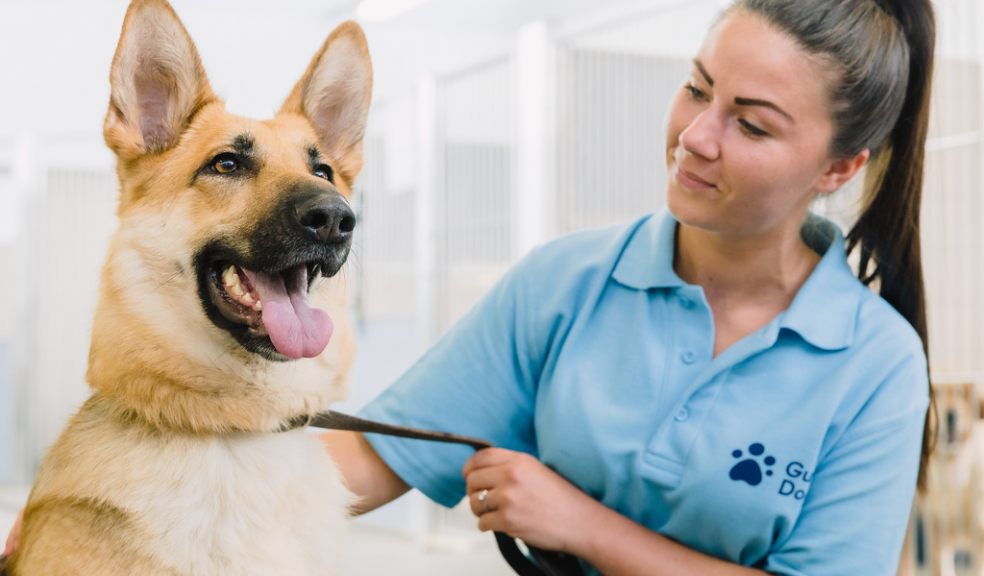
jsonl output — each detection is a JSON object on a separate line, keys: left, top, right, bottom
{"left": 853, "top": 288, "right": 926, "bottom": 368}
{"left": 518, "top": 214, "right": 657, "bottom": 277}
{"left": 836, "top": 289, "right": 929, "bottom": 429}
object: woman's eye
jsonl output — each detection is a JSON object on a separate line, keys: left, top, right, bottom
{"left": 313, "top": 164, "right": 334, "bottom": 183}
{"left": 685, "top": 83, "right": 708, "bottom": 102}
{"left": 739, "top": 119, "right": 769, "bottom": 137}
{"left": 211, "top": 154, "right": 239, "bottom": 175}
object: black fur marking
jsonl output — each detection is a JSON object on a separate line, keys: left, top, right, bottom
{"left": 233, "top": 134, "right": 255, "bottom": 156}
{"left": 192, "top": 185, "right": 353, "bottom": 360}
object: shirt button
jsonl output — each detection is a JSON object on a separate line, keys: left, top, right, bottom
{"left": 679, "top": 295, "right": 694, "bottom": 309}
{"left": 681, "top": 351, "right": 696, "bottom": 364}
{"left": 675, "top": 407, "right": 690, "bottom": 422}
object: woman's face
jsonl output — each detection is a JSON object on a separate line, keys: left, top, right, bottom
{"left": 665, "top": 10, "right": 853, "bottom": 239}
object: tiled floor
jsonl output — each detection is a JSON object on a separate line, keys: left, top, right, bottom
{"left": 0, "top": 486, "right": 513, "bottom": 575}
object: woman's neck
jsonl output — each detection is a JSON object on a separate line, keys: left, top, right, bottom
{"left": 674, "top": 220, "right": 821, "bottom": 308}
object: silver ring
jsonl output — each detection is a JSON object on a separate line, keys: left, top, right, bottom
{"left": 477, "top": 488, "right": 489, "bottom": 503}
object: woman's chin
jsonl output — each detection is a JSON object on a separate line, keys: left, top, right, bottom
{"left": 667, "top": 185, "right": 712, "bottom": 227}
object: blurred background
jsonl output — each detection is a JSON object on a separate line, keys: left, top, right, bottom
{"left": 0, "top": 0, "right": 981, "bottom": 574}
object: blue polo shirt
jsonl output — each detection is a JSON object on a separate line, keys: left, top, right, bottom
{"left": 359, "top": 210, "right": 928, "bottom": 575}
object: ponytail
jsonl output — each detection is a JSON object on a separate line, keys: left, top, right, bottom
{"left": 846, "top": 0, "right": 935, "bottom": 490}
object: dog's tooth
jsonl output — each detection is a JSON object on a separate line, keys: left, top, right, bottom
{"left": 222, "top": 265, "right": 240, "bottom": 289}
{"left": 253, "top": 300, "right": 263, "bottom": 312}
{"left": 230, "top": 283, "right": 245, "bottom": 297}
{"left": 241, "top": 292, "right": 254, "bottom": 305}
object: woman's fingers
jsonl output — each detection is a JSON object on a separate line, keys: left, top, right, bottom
{"left": 465, "top": 464, "right": 507, "bottom": 516}
{"left": 477, "top": 508, "right": 505, "bottom": 533}
{"left": 469, "top": 487, "right": 496, "bottom": 516}
{"left": 464, "top": 462, "right": 501, "bottom": 491}
{"left": 462, "top": 447, "right": 517, "bottom": 476}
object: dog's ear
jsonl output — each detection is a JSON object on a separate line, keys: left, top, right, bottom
{"left": 104, "top": 0, "right": 216, "bottom": 160}
{"left": 280, "top": 22, "right": 373, "bottom": 189}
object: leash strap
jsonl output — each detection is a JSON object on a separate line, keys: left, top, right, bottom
{"left": 289, "top": 410, "right": 494, "bottom": 451}
{"left": 298, "top": 410, "right": 582, "bottom": 576}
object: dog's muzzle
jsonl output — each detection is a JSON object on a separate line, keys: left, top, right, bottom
{"left": 194, "top": 186, "right": 356, "bottom": 361}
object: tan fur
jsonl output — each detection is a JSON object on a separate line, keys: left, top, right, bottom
{"left": 9, "top": 1, "right": 370, "bottom": 573}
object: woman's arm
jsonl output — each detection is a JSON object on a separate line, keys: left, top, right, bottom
{"left": 464, "top": 448, "right": 768, "bottom": 576}
{"left": 320, "top": 430, "right": 410, "bottom": 515}
{"left": 574, "top": 498, "right": 767, "bottom": 576}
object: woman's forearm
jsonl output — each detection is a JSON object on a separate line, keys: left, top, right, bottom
{"left": 319, "top": 430, "right": 410, "bottom": 515}
{"left": 570, "top": 495, "right": 769, "bottom": 576}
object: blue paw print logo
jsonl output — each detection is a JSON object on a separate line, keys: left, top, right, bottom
{"left": 729, "top": 443, "right": 776, "bottom": 487}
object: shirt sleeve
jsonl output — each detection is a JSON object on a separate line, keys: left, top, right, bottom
{"left": 763, "top": 353, "right": 930, "bottom": 576}
{"left": 357, "top": 252, "right": 545, "bottom": 508}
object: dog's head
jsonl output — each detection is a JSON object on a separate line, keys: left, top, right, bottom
{"left": 89, "top": 0, "right": 371, "bottom": 430}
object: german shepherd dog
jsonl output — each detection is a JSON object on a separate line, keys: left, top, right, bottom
{"left": 5, "top": 0, "right": 370, "bottom": 573}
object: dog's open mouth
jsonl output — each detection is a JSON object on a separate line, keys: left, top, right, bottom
{"left": 205, "top": 260, "right": 333, "bottom": 360}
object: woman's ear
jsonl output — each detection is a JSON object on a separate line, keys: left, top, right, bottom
{"left": 815, "top": 149, "right": 870, "bottom": 195}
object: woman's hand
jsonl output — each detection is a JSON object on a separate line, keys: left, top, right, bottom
{"left": 462, "top": 448, "right": 597, "bottom": 554}
{"left": 464, "top": 450, "right": 770, "bottom": 576}
{"left": 3, "top": 508, "right": 23, "bottom": 557}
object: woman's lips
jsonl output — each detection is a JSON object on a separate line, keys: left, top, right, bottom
{"left": 675, "top": 166, "right": 717, "bottom": 190}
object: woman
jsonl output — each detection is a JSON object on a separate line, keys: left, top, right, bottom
{"left": 7, "top": 0, "right": 935, "bottom": 574}
{"left": 346, "top": 0, "right": 934, "bottom": 573}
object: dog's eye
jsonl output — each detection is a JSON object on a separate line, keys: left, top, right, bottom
{"left": 313, "top": 164, "right": 334, "bottom": 183}
{"left": 211, "top": 154, "right": 239, "bottom": 175}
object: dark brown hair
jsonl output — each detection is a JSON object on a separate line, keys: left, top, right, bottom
{"left": 727, "top": 0, "right": 936, "bottom": 489}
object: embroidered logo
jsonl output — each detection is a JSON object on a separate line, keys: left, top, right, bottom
{"left": 729, "top": 443, "right": 776, "bottom": 487}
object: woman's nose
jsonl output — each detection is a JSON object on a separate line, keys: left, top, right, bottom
{"left": 679, "top": 109, "right": 721, "bottom": 161}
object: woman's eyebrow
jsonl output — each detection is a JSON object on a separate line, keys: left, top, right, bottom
{"left": 693, "top": 59, "right": 714, "bottom": 86}
{"left": 734, "top": 97, "right": 795, "bottom": 123}
{"left": 694, "top": 57, "right": 795, "bottom": 123}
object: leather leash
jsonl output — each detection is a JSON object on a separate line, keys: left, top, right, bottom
{"left": 283, "top": 410, "right": 493, "bottom": 449}
{"left": 291, "top": 410, "right": 583, "bottom": 576}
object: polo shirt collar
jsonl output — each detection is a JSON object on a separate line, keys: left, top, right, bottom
{"left": 612, "top": 211, "right": 861, "bottom": 351}
{"left": 612, "top": 211, "right": 686, "bottom": 290}
{"left": 779, "top": 213, "right": 861, "bottom": 351}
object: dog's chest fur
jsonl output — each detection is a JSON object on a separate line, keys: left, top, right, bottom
{"left": 33, "top": 407, "right": 349, "bottom": 575}
{"left": 143, "top": 432, "right": 346, "bottom": 574}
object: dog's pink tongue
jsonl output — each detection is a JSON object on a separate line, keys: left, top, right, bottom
{"left": 243, "top": 266, "right": 333, "bottom": 359}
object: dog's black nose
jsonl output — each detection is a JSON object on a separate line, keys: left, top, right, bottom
{"left": 295, "top": 194, "right": 356, "bottom": 245}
